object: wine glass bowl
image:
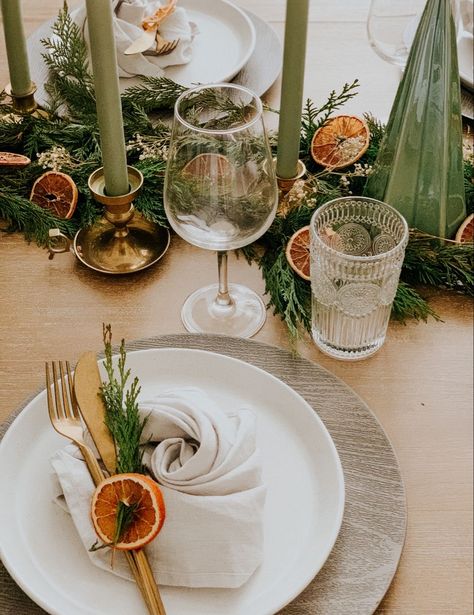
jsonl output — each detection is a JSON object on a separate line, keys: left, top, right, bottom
{"left": 367, "top": 0, "right": 426, "bottom": 68}
{"left": 164, "top": 83, "right": 278, "bottom": 337}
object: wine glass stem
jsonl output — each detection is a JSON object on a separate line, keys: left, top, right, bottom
{"left": 215, "top": 251, "right": 233, "bottom": 307}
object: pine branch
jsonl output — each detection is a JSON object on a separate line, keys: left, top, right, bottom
{"left": 121, "top": 77, "right": 185, "bottom": 113}
{"left": 101, "top": 325, "right": 147, "bottom": 475}
{"left": 402, "top": 231, "right": 474, "bottom": 294}
{"left": 41, "top": 4, "right": 96, "bottom": 120}
{"left": 261, "top": 250, "right": 312, "bottom": 338}
{"left": 300, "top": 80, "right": 360, "bottom": 156}
{"left": 0, "top": 188, "right": 77, "bottom": 245}
{"left": 391, "top": 281, "right": 440, "bottom": 322}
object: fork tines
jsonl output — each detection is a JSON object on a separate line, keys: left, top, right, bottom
{"left": 45, "top": 361, "right": 78, "bottom": 421}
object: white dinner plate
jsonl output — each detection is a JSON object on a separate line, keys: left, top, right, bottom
{"left": 0, "top": 348, "right": 344, "bottom": 615}
{"left": 165, "top": 0, "right": 256, "bottom": 86}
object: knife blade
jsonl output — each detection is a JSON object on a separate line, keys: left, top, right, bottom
{"left": 124, "top": 29, "right": 157, "bottom": 55}
{"left": 124, "top": 0, "right": 176, "bottom": 55}
{"left": 74, "top": 351, "right": 117, "bottom": 475}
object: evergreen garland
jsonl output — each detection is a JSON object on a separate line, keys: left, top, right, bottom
{"left": 0, "top": 5, "right": 472, "bottom": 338}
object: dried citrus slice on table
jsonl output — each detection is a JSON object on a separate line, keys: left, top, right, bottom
{"left": 30, "top": 171, "right": 78, "bottom": 219}
{"left": 286, "top": 225, "right": 311, "bottom": 281}
{"left": 310, "top": 115, "right": 370, "bottom": 169}
{"left": 0, "top": 152, "right": 31, "bottom": 167}
{"left": 455, "top": 213, "right": 474, "bottom": 243}
{"left": 91, "top": 473, "right": 166, "bottom": 551}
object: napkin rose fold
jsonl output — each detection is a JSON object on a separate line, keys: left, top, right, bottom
{"left": 71, "top": 0, "right": 197, "bottom": 79}
{"left": 51, "top": 387, "right": 266, "bottom": 588}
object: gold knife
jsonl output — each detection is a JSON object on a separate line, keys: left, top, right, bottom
{"left": 74, "top": 351, "right": 117, "bottom": 474}
{"left": 73, "top": 352, "right": 166, "bottom": 615}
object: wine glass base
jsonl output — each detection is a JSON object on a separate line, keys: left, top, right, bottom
{"left": 181, "top": 283, "right": 267, "bottom": 338}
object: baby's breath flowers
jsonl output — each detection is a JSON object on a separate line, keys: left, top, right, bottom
{"left": 338, "top": 162, "right": 373, "bottom": 194}
{"left": 37, "top": 146, "right": 76, "bottom": 171}
{"left": 126, "top": 134, "right": 169, "bottom": 161}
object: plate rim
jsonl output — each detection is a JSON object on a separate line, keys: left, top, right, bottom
{"left": 0, "top": 346, "right": 345, "bottom": 615}
{"left": 175, "top": 0, "right": 257, "bottom": 85}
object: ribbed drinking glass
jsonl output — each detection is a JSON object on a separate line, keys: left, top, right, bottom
{"left": 310, "top": 197, "right": 408, "bottom": 360}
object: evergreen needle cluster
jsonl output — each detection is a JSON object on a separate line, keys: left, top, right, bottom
{"left": 101, "top": 325, "right": 147, "bottom": 475}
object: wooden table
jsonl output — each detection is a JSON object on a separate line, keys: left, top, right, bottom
{"left": 1, "top": 2, "right": 473, "bottom": 614}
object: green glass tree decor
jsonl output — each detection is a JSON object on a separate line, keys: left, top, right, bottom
{"left": 365, "top": 0, "right": 466, "bottom": 238}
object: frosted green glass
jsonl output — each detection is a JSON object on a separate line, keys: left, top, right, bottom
{"left": 364, "top": 0, "right": 466, "bottom": 238}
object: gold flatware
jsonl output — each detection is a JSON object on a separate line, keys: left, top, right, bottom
{"left": 124, "top": 0, "right": 177, "bottom": 55}
{"left": 73, "top": 351, "right": 116, "bottom": 475}
{"left": 45, "top": 360, "right": 166, "bottom": 615}
{"left": 145, "top": 33, "right": 180, "bottom": 56}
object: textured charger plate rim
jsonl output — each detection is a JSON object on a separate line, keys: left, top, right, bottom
{"left": 0, "top": 334, "right": 407, "bottom": 615}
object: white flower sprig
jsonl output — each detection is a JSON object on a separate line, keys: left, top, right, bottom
{"left": 126, "top": 133, "right": 168, "bottom": 161}
{"left": 37, "top": 146, "right": 76, "bottom": 171}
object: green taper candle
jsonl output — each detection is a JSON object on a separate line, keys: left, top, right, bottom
{"left": 85, "top": 0, "right": 129, "bottom": 196}
{"left": 276, "top": 0, "right": 309, "bottom": 180}
{"left": 0, "top": 0, "right": 32, "bottom": 96}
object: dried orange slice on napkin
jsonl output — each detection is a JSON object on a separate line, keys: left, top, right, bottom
{"left": 286, "top": 225, "right": 311, "bottom": 281}
{"left": 310, "top": 115, "right": 370, "bottom": 169}
{"left": 30, "top": 171, "right": 78, "bottom": 219}
{"left": 91, "top": 473, "right": 166, "bottom": 551}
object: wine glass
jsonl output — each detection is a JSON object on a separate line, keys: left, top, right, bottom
{"left": 163, "top": 83, "right": 278, "bottom": 337}
{"left": 367, "top": 0, "right": 427, "bottom": 68}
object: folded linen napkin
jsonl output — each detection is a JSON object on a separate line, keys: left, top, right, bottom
{"left": 51, "top": 387, "right": 266, "bottom": 588}
{"left": 70, "top": 0, "right": 197, "bottom": 79}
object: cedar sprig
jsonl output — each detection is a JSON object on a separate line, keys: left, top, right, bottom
{"left": 300, "top": 79, "right": 360, "bottom": 157}
{"left": 101, "top": 325, "right": 147, "bottom": 475}
{"left": 403, "top": 231, "right": 474, "bottom": 293}
{"left": 391, "top": 281, "right": 440, "bottom": 323}
{"left": 0, "top": 188, "right": 77, "bottom": 245}
{"left": 122, "top": 77, "right": 185, "bottom": 113}
{"left": 41, "top": 3, "right": 96, "bottom": 120}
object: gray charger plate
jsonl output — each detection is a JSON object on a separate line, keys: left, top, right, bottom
{"left": 0, "top": 334, "right": 406, "bottom": 615}
{"left": 26, "top": 8, "right": 282, "bottom": 106}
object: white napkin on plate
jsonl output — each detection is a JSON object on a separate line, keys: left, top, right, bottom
{"left": 70, "top": 0, "right": 197, "bottom": 79}
{"left": 51, "top": 387, "right": 266, "bottom": 588}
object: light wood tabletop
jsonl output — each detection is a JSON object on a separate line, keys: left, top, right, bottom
{"left": 1, "top": 1, "right": 473, "bottom": 614}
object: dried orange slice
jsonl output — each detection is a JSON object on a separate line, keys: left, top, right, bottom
{"left": 183, "top": 153, "right": 233, "bottom": 189}
{"left": 30, "top": 171, "right": 78, "bottom": 219}
{"left": 455, "top": 213, "right": 474, "bottom": 243}
{"left": 91, "top": 473, "right": 166, "bottom": 551}
{"left": 286, "top": 225, "right": 311, "bottom": 281}
{"left": 310, "top": 115, "right": 370, "bottom": 169}
{"left": 0, "top": 152, "right": 31, "bottom": 167}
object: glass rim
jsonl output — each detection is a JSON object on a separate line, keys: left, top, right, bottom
{"left": 310, "top": 196, "right": 409, "bottom": 262}
{"left": 173, "top": 82, "right": 263, "bottom": 135}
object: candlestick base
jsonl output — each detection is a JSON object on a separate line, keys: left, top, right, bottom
{"left": 276, "top": 159, "right": 307, "bottom": 194}
{"left": 48, "top": 167, "right": 170, "bottom": 274}
{"left": 4, "top": 83, "right": 46, "bottom": 116}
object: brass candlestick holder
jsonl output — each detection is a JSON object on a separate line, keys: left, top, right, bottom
{"left": 4, "top": 82, "right": 39, "bottom": 115}
{"left": 275, "top": 159, "right": 307, "bottom": 195}
{"left": 48, "top": 166, "right": 170, "bottom": 274}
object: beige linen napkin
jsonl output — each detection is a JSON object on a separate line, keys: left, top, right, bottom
{"left": 70, "top": 0, "right": 197, "bottom": 79}
{"left": 51, "top": 387, "right": 266, "bottom": 588}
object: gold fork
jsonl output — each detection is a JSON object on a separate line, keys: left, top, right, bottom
{"left": 45, "top": 361, "right": 166, "bottom": 615}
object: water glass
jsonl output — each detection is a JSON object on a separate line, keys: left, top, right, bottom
{"left": 310, "top": 197, "right": 408, "bottom": 361}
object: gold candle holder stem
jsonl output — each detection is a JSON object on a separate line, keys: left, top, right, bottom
{"left": 276, "top": 159, "right": 307, "bottom": 195}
